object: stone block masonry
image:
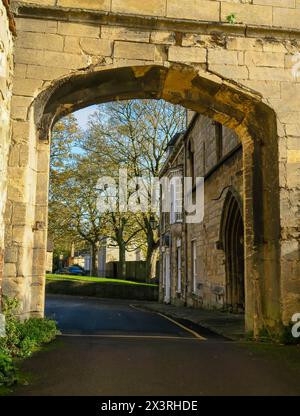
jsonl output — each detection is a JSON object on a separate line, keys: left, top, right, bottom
{"left": 0, "top": 0, "right": 14, "bottom": 319}
{"left": 0, "top": 0, "right": 298, "bottom": 338}
{"left": 15, "top": 0, "right": 300, "bottom": 30}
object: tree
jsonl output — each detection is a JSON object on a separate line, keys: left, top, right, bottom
{"left": 65, "top": 158, "right": 108, "bottom": 277}
{"left": 48, "top": 115, "right": 82, "bottom": 262}
{"left": 49, "top": 115, "right": 108, "bottom": 275}
{"left": 49, "top": 101, "right": 186, "bottom": 280}
{"left": 80, "top": 100, "right": 186, "bottom": 279}
{"left": 84, "top": 143, "right": 145, "bottom": 279}
{"left": 50, "top": 154, "right": 110, "bottom": 276}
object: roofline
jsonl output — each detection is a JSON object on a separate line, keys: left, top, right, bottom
{"left": 159, "top": 112, "right": 201, "bottom": 177}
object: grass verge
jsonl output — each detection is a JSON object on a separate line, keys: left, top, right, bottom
{"left": 0, "top": 296, "right": 59, "bottom": 391}
{"left": 46, "top": 274, "right": 158, "bottom": 287}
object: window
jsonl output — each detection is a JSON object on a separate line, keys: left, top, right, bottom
{"left": 175, "top": 177, "right": 183, "bottom": 222}
{"left": 170, "top": 175, "right": 183, "bottom": 224}
{"left": 177, "top": 240, "right": 182, "bottom": 293}
{"left": 215, "top": 122, "right": 223, "bottom": 162}
{"left": 160, "top": 184, "right": 165, "bottom": 233}
{"left": 163, "top": 249, "right": 171, "bottom": 303}
{"left": 170, "top": 183, "right": 175, "bottom": 224}
{"left": 192, "top": 240, "right": 197, "bottom": 294}
{"left": 188, "top": 140, "right": 195, "bottom": 187}
{"left": 161, "top": 213, "right": 165, "bottom": 233}
{"left": 162, "top": 251, "right": 165, "bottom": 288}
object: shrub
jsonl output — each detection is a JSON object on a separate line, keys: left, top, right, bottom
{"left": 0, "top": 296, "right": 59, "bottom": 387}
{"left": 17, "top": 318, "right": 58, "bottom": 352}
{"left": 0, "top": 352, "right": 18, "bottom": 387}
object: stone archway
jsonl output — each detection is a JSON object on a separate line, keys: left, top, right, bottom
{"left": 0, "top": 0, "right": 299, "bottom": 343}
{"left": 12, "top": 63, "right": 278, "bottom": 337}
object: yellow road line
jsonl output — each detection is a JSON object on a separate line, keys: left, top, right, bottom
{"left": 129, "top": 304, "right": 207, "bottom": 341}
{"left": 157, "top": 313, "right": 207, "bottom": 341}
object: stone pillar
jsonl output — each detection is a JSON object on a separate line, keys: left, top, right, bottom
{"left": 241, "top": 104, "right": 282, "bottom": 337}
{"left": 30, "top": 140, "right": 51, "bottom": 317}
{"left": 3, "top": 114, "right": 38, "bottom": 318}
{"left": 0, "top": 0, "right": 15, "bottom": 329}
{"left": 275, "top": 88, "right": 300, "bottom": 328}
{"left": 241, "top": 134, "right": 256, "bottom": 335}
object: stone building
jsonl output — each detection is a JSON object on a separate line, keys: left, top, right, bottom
{"left": 0, "top": 0, "right": 300, "bottom": 338}
{"left": 160, "top": 113, "right": 244, "bottom": 313}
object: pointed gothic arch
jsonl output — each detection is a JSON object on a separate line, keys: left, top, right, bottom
{"left": 220, "top": 188, "right": 245, "bottom": 313}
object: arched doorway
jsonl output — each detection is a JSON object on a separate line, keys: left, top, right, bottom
{"left": 4, "top": 63, "right": 282, "bottom": 336}
{"left": 221, "top": 190, "right": 245, "bottom": 313}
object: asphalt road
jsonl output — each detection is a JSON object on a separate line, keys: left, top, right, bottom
{"left": 45, "top": 295, "right": 200, "bottom": 338}
{"left": 12, "top": 295, "right": 300, "bottom": 396}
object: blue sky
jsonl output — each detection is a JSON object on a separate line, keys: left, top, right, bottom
{"left": 74, "top": 105, "right": 97, "bottom": 130}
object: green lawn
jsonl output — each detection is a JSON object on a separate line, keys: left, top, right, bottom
{"left": 46, "top": 274, "right": 158, "bottom": 287}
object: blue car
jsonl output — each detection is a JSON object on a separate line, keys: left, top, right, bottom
{"left": 68, "top": 265, "right": 86, "bottom": 276}
{"left": 55, "top": 265, "right": 86, "bottom": 276}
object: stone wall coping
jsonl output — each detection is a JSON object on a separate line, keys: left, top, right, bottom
{"left": 12, "top": 2, "right": 300, "bottom": 41}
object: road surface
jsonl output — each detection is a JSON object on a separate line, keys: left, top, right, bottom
{"left": 11, "top": 295, "right": 300, "bottom": 396}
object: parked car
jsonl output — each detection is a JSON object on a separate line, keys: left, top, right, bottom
{"left": 68, "top": 265, "right": 86, "bottom": 276}
{"left": 55, "top": 265, "right": 86, "bottom": 276}
{"left": 55, "top": 267, "right": 70, "bottom": 275}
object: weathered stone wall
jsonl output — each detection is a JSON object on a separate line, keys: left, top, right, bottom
{"left": 2, "top": 0, "right": 300, "bottom": 335}
{"left": 160, "top": 140, "right": 185, "bottom": 305}
{"left": 15, "top": 0, "right": 300, "bottom": 30}
{"left": 187, "top": 116, "right": 242, "bottom": 309}
{"left": 0, "top": 0, "right": 14, "bottom": 312}
{"left": 161, "top": 115, "right": 243, "bottom": 310}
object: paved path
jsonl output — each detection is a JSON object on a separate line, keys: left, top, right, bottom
{"left": 135, "top": 301, "right": 245, "bottom": 340}
{"left": 11, "top": 295, "right": 300, "bottom": 396}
